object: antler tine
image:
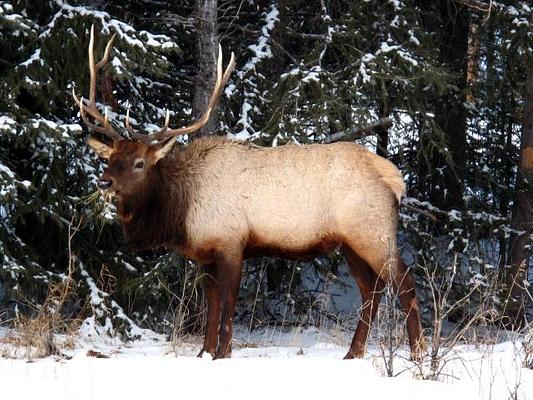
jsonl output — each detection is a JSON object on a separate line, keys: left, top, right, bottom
{"left": 72, "top": 87, "right": 122, "bottom": 140}
{"left": 125, "top": 107, "right": 151, "bottom": 142}
{"left": 155, "top": 109, "right": 170, "bottom": 138}
{"left": 125, "top": 107, "right": 132, "bottom": 132}
{"left": 144, "top": 45, "right": 236, "bottom": 142}
{"left": 96, "top": 31, "right": 116, "bottom": 70}
{"left": 72, "top": 24, "right": 122, "bottom": 141}
{"left": 88, "top": 25, "right": 97, "bottom": 106}
{"left": 88, "top": 25, "right": 116, "bottom": 116}
{"left": 77, "top": 98, "right": 121, "bottom": 139}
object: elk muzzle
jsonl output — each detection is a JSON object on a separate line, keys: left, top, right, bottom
{"left": 97, "top": 179, "right": 113, "bottom": 190}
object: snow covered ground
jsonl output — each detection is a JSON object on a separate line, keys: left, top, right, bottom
{"left": 1, "top": 325, "right": 532, "bottom": 400}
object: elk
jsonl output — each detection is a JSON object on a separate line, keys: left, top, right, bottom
{"left": 74, "top": 26, "right": 425, "bottom": 360}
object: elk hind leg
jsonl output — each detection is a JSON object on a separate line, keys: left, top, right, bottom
{"left": 393, "top": 258, "right": 425, "bottom": 360}
{"left": 343, "top": 246, "right": 385, "bottom": 359}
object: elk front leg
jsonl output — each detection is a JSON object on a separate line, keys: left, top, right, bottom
{"left": 213, "top": 252, "right": 242, "bottom": 360}
{"left": 197, "top": 264, "right": 220, "bottom": 358}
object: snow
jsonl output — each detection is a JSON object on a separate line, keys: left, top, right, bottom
{"left": 408, "top": 29, "right": 420, "bottom": 46}
{"left": 397, "top": 50, "right": 418, "bottom": 66}
{"left": 233, "top": 102, "right": 254, "bottom": 140}
{"left": 389, "top": 0, "right": 401, "bottom": 11}
{"left": 41, "top": 1, "right": 178, "bottom": 51}
{"left": 230, "top": 3, "right": 279, "bottom": 141}
{"left": 19, "top": 48, "right": 44, "bottom": 67}
{"left": 224, "top": 83, "right": 236, "bottom": 98}
{"left": 122, "top": 261, "right": 137, "bottom": 272}
{"left": 2, "top": 12, "right": 37, "bottom": 32}
{"left": 78, "top": 260, "right": 149, "bottom": 340}
{"left": 111, "top": 56, "right": 124, "bottom": 74}
{"left": 0, "top": 326, "right": 531, "bottom": 400}
{"left": 238, "top": 5, "right": 279, "bottom": 78}
{"left": 0, "top": 115, "right": 17, "bottom": 129}
{"left": 301, "top": 66, "right": 321, "bottom": 84}
{"left": 380, "top": 42, "right": 399, "bottom": 53}
{"left": 512, "top": 17, "right": 529, "bottom": 27}
{"left": 0, "top": 163, "right": 15, "bottom": 179}
{"left": 80, "top": 263, "right": 104, "bottom": 307}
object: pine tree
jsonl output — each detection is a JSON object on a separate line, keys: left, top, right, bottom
{"left": 1, "top": 0, "right": 530, "bottom": 338}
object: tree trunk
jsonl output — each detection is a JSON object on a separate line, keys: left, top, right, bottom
{"left": 465, "top": 18, "right": 479, "bottom": 104}
{"left": 504, "top": 62, "right": 533, "bottom": 329}
{"left": 376, "top": 79, "right": 389, "bottom": 158}
{"left": 193, "top": 0, "right": 219, "bottom": 137}
{"left": 430, "top": 1, "right": 470, "bottom": 212}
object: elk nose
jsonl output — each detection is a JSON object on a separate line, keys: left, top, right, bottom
{"left": 97, "top": 179, "right": 113, "bottom": 190}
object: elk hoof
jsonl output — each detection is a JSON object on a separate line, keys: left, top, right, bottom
{"left": 409, "top": 339, "right": 427, "bottom": 362}
{"left": 197, "top": 348, "right": 215, "bottom": 359}
{"left": 343, "top": 351, "right": 363, "bottom": 360}
{"left": 213, "top": 348, "right": 232, "bottom": 360}
{"left": 213, "top": 352, "right": 227, "bottom": 360}
{"left": 409, "top": 349, "right": 424, "bottom": 363}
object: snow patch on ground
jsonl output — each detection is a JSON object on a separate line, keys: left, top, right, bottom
{"left": 0, "top": 326, "right": 531, "bottom": 400}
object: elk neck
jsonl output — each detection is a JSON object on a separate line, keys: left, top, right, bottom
{"left": 117, "top": 149, "right": 193, "bottom": 251}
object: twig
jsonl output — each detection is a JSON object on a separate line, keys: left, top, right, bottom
{"left": 402, "top": 203, "right": 438, "bottom": 221}
{"left": 271, "top": 37, "right": 300, "bottom": 66}
{"left": 453, "top": 0, "right": 491, "bottom": 11}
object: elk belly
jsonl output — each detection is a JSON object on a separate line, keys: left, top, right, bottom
{"left": 243, "top": 232, "right": 341, "bottom": 261}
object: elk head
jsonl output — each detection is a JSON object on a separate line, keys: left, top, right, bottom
{"left": 73, "top": 25, "right": 235, "bottom": 198}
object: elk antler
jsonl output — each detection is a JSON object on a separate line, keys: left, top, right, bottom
{"left": 127, "top": 45, "right": 236, "bottom": 144}
{"left": 72, "top": 25, "right": 122, "bottom": 141}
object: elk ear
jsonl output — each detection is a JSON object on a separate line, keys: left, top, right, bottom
{"left": 153, "top": 138, "right": 177, "bottom": 163}
{"left": 87, "top": 136, "right": 114, "bottom": 159}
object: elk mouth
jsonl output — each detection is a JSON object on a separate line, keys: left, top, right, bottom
{"left": 101, "top": 189, "right": 120, "bottom": 201}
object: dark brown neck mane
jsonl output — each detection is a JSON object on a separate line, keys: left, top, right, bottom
{"left": 117, "top": 154, "right": 190, "bottom": 251}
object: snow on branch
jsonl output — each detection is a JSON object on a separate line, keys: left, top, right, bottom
{"left": 79, "top": 261, "right": 148, "bottom": 340}
{"left": 41, "top": 0, "right": 179, "bottom": 52}
{"left": 18, "top": 48, "right": 44, "bottom": 68}
{"left": 0, "top": 3, "right": 39, "bottom": 33}
{"left": 229, "top": 2, "right": 279, "bottom": 141}
{"left": 237, "top": 4, "right": 279, "bottom": 79}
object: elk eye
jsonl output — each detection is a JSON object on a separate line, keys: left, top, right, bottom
{"left": 134, "top": 159, "right": 145, "bottom": 170}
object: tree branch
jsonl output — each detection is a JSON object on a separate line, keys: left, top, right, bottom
{"left": 453, "top": 0, "right": 492, "bottom": 13}
{"left": 323, "top": 117, "right": 393, "bottom": 143}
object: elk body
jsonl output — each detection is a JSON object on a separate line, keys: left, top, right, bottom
{"left": 75, "top": 26, "right": 425, "bottom": 360}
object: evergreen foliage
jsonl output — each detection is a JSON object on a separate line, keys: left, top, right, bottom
{"left": 0, "top": 0, "right": 531, "bottom": 337}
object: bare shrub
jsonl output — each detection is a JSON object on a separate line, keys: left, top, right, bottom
{"left": 372, "top": 285, "right": 406, "bottom": 377}
{"left": 413, "top": 255, "right": 501, "bottom": 380}
{"left": 522, "top": 323, "right": 533, "bottom": 369}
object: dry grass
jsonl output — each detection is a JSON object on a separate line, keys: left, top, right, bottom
{"left": 0, "top": 276, "right": 78, "bottom": 359}
{"left": 169, "top": 265, "right": 205, "bottom": 355}
{"left": 522, "top": 324, "right": 533, "bottom": 369}
{"left": 0, "top": 217, "right": 80, "bottom": 360}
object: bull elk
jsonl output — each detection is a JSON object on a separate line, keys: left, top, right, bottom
{"left": 74, "top": 26, "right": 425, "bottom": 360}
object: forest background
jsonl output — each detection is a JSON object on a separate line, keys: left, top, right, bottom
{"left": 0, "top": 0, "right": 531, "bottom": 341}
